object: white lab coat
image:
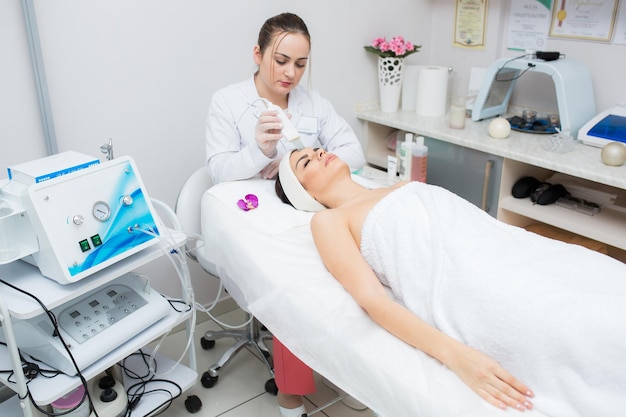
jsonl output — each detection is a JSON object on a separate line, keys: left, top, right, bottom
{"left": 205, "top": 77, "right": 365, "bottom": 184}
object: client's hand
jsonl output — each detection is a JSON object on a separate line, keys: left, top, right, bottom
{"left": 255, "top": 110, "right": 284, "bottom": 158}
{"left": 446, "top": 343, "right": 534, "bottom": 412}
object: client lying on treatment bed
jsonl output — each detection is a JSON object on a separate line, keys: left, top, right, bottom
{"left": 275, "top": 147, "right": 626, "bottom": 417}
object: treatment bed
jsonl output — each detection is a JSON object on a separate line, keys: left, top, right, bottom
{"left": 199, "top": 177, "right": 555, "bottom": 417}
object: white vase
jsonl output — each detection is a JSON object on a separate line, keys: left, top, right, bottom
{"left": 378, "top": 56, "right": 404, "bottom": 113}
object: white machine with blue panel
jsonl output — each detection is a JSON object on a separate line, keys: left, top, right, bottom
{"left": 0, "top": 152, "right": 172, "bottom": 375}
{"left": 4, "top": 153, "right": 162, "bottom": 284}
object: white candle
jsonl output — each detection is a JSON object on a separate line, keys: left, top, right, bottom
{"left": 449, "top": 105, "right": 466, "bottom": 129}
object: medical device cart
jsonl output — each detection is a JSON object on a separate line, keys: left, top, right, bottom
{"left": 0, "top": 229, "right": 197, "bottom": 417}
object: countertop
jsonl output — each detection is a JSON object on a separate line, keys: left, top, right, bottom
{"left": 356, "top": 108, "right": 626, "bottom": 191}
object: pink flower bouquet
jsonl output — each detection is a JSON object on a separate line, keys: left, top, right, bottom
{"left": 364, "top": 36, "right": 421, "bottom": 59}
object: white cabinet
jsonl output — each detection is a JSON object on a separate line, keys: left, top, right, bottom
{"left": 423, "top": 138, "right": 502, "bottom": 218}
{"left": 0, "top": 230, "right": 197, "bottom": 417}
{"left": 358, "top": 112, "right": 503, "bottom": 217}
{"left": 357, "top": 107, "right": 626, "bottom": 262}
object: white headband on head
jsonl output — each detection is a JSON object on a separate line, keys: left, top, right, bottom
{"left": 278, "top": 153, "right": 326, "bottom": 212}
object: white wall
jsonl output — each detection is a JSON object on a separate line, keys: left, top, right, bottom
{"left": 2, "top": 0, "right": 624, "bottom": 302}
{"left": 19, "top": 0, "right": 430, "bottom": 204}
{"left": 0, "top": 0, "right": 430, "bottom": 302}
{"left": 0, "top": 0, "right": 48, "bottom": 174}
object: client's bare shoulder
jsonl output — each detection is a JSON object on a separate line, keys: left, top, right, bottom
{"left": 312, "top": 182, "right": 406, "bottom": 247}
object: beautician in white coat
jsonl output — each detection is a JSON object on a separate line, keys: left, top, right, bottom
{"left": 205, "top": 12, "right": 365, "bottom": 417}
{"left": 205, "top": 13, "right": 364, "bottom": 184}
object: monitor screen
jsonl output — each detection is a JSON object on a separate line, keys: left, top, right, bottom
{"left": 472, "top": 67, "right": 520, "bottom": 121}
{"left": 485, "top": 69, "right": 517, "bottom": 108}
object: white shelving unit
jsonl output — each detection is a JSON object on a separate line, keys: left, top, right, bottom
{"left": 499, "top": 196, "right": 626, "bottom": 250}
{"left": 356, "top": 107, "right": 626, "bottom": 262}
{"left": 0, "top": 230, "right": 198, "bottom": 417}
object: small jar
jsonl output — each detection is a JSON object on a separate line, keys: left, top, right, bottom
{"left": 522, "top": 109, "right": 537, "bottom": 127}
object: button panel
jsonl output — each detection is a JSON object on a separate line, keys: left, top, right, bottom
{"left": 56, "top": 284, "right": 148, "bottom": 344}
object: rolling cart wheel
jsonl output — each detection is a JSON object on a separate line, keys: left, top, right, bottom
{"left": 184, "top": 395, "right": 202, "bottom": 413}
{"left": 200, "top": 371, "right": 219, "bottom": 388}
{"left": 200, "top": 337, "right": 216, "bottom": 350}
{"left": 264, "top": 378, "right": 278, "bottom": 395}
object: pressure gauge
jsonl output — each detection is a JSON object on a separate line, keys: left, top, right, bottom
{"left": 92, "top": 201, "right": 111, "bottom": 222}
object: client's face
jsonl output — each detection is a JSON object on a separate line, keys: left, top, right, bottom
{"left": 290, "top": 147, "right": 343, "bottom": 191}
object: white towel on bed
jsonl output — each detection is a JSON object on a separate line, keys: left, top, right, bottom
{"left": 360, "top": 181, "right": 626, "bottom": 417}
{"left": 204, "top": 178, "right": 557, "bottom": 417}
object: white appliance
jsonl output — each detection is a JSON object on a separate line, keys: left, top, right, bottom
{"left": 1, "top": 154, "right": 163, "bottom": 284}
{"left": 8, "top": 272, "right": 170, "bottom": 375}
{"left": 577, "top": 102, "right": 626, "bottom": 147}
{"left": 472, "top": 56, "right": 596, "bottom": 138}
{"left": 0, "top": 152, "right": 173, "bottom": 375}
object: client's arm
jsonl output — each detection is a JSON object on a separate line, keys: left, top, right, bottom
{"left": 311, "top": 210, "right": 533, "bottom": 412}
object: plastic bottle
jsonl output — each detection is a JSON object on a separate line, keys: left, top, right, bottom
{"left": 399, "top": 133, "right": 413, "bottom": 181}
{"left": 410, "top": 136, "right": 428, "bottom": 182}
{"left": 394, "top": 131, "right": 404, "bottom": 176}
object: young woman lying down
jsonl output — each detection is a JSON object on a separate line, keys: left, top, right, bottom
{"left": 274, "top": 147, "right": 626, "bottom": 417}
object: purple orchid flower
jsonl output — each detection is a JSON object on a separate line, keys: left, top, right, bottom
{"left": 237, "top": 194, "right": 259, "bottom": 211}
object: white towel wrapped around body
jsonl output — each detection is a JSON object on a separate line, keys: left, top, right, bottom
{"left": 360, "top": 182, "right": 626, "bottom": 417}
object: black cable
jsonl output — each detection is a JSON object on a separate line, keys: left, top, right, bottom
{"left": 119, "top": 349, "right": 183, "bottom": 417}
{"left": 0, "top": 278, "right": 100, "bottom": 417}
{"left": 126, "top": 381, "right": 181, "bottom": 417}
{"left": 120, "top": 350, "right": 153, "bottom": 417}
{"left": 166, "top": 297, "right": 193, "bottom": 313}
{"left": 1, "top": 272, "right": 188, "bottom": 416}
{"left": 0, "top": 348, "right": 61, "bottom": 385}
{"left": 494, "top": 53, "right": 536, "bottom": 82}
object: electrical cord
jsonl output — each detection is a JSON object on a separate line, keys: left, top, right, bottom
{"left": 0, "top": 278, "right": 100, "bottom": 417}
{"left": 144, "top": 198, "right": 255, "bottom": 373}
{"left": 0, "top": 226, "right": 194, "bottom": 415}
{"left": 1, "top": 267, "right": 189, "bottom": 416}
{"left": 494, "top": 53, "right": 537, "bottom": 82}
{"left": 119, "top": 349, "right": 182, "bottom": 417}
{"left": 142, "top": 214, "right": 254, "bottom": 331}
{"left": 0, "top": 343, "right": 62, "bottom": 384}
{"left": 130, "top": 224, "right": 197, "bottom": 377}
{"left": 235, "top": 97, "right": 269, "bottom": 129}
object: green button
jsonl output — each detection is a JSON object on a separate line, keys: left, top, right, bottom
{"left": 79, "top": 239, "right": 91, "bottom": 252}
{"left": 91, "top": 234, "right": 103, "bottom": 247}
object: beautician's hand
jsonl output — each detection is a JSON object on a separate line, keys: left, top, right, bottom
{"left": 260, "top": 159, "right": 280, "bottom": 179}
{"left": 255, "top": 110, "right": 285, "bottom": 158}
{"left": 446, "top": 342, "right": 534, "bottom": 412}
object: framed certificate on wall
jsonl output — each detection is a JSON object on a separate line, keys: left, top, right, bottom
{"left": 549, "top": 0, "right": 619, "bottom": 41}
{"left": 453, "top": 0, "right": 489, "bottom": 49}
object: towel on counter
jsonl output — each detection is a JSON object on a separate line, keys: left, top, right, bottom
{"left": 361, "top": 181, "right": 626, "bottom": 417}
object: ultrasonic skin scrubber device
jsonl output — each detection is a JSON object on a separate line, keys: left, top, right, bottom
{"left": 263, "top": 99, "right": 304, "bottom": 149}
